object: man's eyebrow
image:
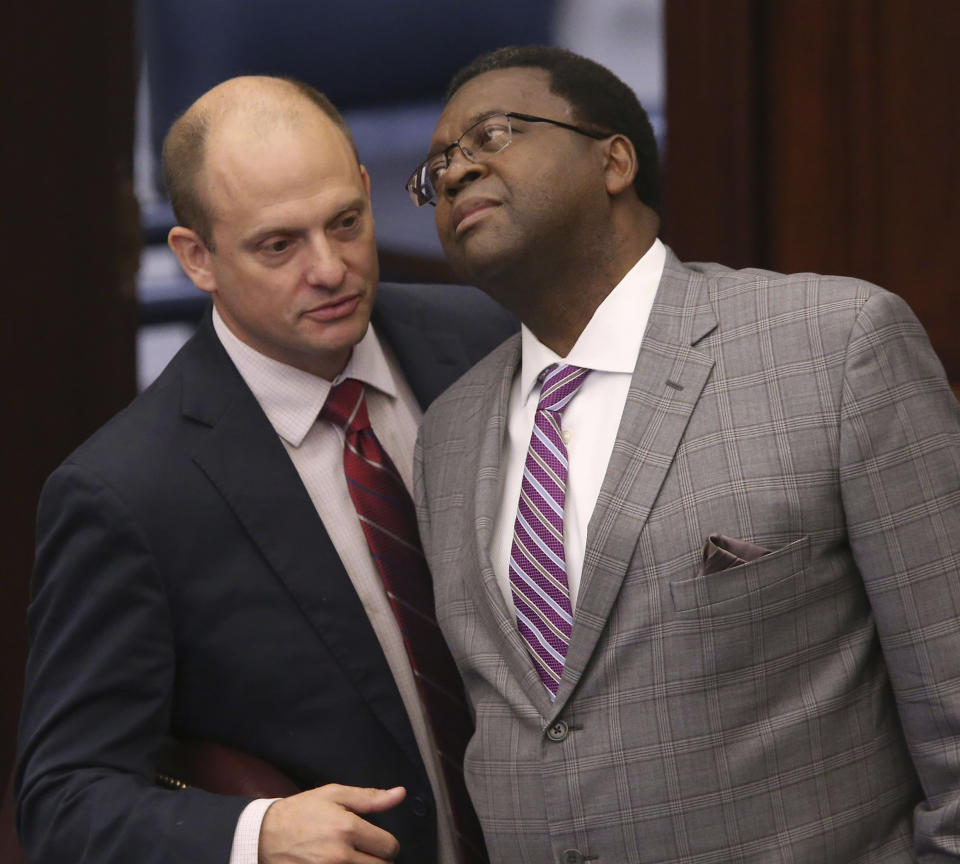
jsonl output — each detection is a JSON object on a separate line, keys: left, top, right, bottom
{"left": 242, "top": 196, "right": 368, "bottom": 246}
{"left": 327, "top": 195, "right": 368, "bottom": 221}
{"left": 242, "top": 225, "right": 297, "bottom": 248}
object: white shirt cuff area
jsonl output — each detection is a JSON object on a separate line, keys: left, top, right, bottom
{"left": 229, "top": 797, "right": 281, "bottom": 864}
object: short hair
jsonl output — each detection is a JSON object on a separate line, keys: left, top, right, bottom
{"left": 161, "top": 78, "right": 358, "bottom": 250}
{"left": 446, "top": 45, "right": 659, "bottom": 211}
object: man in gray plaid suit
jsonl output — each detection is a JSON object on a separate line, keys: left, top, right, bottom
{"left": 409, "top": 45, "right": 960, "bottom": 863}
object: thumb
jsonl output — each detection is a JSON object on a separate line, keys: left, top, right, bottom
{"left": 332, "top": 784, "right": 407, "bottom": 815}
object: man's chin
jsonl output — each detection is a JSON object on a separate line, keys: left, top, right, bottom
{"left": 446, "top": 242, "right": 518, "bottom": 291}
{"left": 298, "top": 326, "right": 368, "bottom": 379}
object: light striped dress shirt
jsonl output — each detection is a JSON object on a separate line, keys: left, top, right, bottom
{"left": 491, "top": 239, "right": 666, "bottom": 612}
{"left": 210, "top": 309, "right": 457, "bottom": 864}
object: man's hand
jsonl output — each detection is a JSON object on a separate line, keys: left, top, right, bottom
{"left": 258, "top": 783, "right": 406, "bottom": 863}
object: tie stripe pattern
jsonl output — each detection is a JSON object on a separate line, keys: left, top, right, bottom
{"left": 509, "top": 363, "right": 590, "bottom": 699}
{"left": 322, "top": 379, "right": 487, "bottom": 863}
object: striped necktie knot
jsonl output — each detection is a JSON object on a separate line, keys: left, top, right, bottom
{"left": 321, "top": 378, "right": 370, "bottom": 433}
{"left": 537, "top": 363, "right": 590, "bottom": 415}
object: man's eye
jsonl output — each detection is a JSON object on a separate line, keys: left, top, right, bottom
{"left": 476, "top": 121, "right": 509, "bottom": 149}
{"left": 427, "top": 157, "right": 447, "bottom": 186}
{"left": 336, "top": 213, "right": 363, "bottom": 234}
{"left": 265, "top": 239, "right": 289, "bottom": 254}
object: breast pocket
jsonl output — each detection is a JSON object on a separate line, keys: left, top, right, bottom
{"left": 669, "top": 535, "right": 811, "bottom": 613}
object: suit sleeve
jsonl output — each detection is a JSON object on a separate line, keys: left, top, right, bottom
{"left": 838, "top": 289, "right": 960, "bottom": 858}
{"left": 16, "top": 462, "right": 250, "bottom": 864}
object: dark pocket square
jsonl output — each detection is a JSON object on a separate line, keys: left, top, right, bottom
{"left": 701, "top": 533, "right": 772, "bottom": 576}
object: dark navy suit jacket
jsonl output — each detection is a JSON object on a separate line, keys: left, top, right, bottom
{"left": 16, "top": 282, "right": 516, "bottom": 864}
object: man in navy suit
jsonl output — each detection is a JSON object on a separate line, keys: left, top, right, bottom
{"left": 16, "top": 76, "right": 513, "bottom": 864}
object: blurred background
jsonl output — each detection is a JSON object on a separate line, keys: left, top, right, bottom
{"left": 133, "top": 0, "right": 666, "bottom": 387}
{"left": 4, "top": 0, "right": 959, "bottom": 828}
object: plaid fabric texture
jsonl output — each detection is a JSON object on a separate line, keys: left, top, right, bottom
{"left": 415, "top": 249, "right": 960, "bottom": 863}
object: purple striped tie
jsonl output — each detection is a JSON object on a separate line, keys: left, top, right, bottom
{"left": 509, "top": 363, "right": 590, "bottom": 698}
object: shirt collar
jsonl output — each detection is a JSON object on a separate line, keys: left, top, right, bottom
{"left": 518, "top": 238, "right": 666, "bottom": 403}
{"left": 212, "top": 306, "right": 398, "bottom": 447}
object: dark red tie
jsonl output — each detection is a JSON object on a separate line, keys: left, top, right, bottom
{"left": 321, "top": 378, "right": 487, "bottom": 864}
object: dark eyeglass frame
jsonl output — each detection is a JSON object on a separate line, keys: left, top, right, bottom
{"left": 405, "top": 111, "right": 613, "bottom": 207}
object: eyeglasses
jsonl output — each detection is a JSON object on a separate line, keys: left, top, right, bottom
{"left": 405, "top": 111, "right": 612, "bottom": 207}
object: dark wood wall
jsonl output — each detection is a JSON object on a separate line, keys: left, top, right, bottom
{"left": 3, "top": 3, "right": 138, "bottom": 790}
{"left": 664, "top": 0, "right": 960, "bottom": 395}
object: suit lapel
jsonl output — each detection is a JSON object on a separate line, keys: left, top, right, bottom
{"left": 554, "top": 251, "right": 718, "bottom": 711}
{"left": 179, "top": 318, "right": 425, "bottom": 772}
{"left": 462, "top": 337, "right": 559, "bottom": 705}
{"left": 372, "top": 284, "right": 475, "bottom": 410}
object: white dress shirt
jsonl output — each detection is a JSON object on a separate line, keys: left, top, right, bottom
{"left": 490, "top": 239, "right": 666, "bottom": 613}
{"left": 210, "top": 309, "right": 457, "bottom": 864}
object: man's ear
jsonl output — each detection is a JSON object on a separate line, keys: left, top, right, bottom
{"left": 168, "top": 226, "right": 216, "bottom": 293}
{"left": 358, "top": 164, "right": 375, "bottom": 229}
{"left": 603, "top": 134, "right": 638, "bottom": 197}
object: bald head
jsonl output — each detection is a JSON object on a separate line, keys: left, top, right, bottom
{"left": 161, "top": 76, "right": 358, "bottom": 250}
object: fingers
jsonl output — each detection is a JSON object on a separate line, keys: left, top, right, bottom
{"left": 258, "top": 783, "right": 406, "bottom": 863}
{"left": 329, "top": 784, "right": 406, "bottom": 815}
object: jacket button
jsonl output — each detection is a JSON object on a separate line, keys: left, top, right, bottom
{"left": 547, "top": 720, "right": 569, "bottom": 741}
{"left": 410, "top": 794, "right": 429, "bottom": 817}
{"left": 561, "top": 850, "right": 584, "bottom": 864}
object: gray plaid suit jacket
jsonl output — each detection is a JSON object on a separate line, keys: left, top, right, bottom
{"left": 414, "top": 249, "right": 960, "bottom": 863}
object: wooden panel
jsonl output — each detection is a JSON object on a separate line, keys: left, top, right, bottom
{"left": 3, "top": 1, "right": 137, "bottom": 786}
{"left": 665, "top": 0, "right": 960, "bottom": 385}
{"left": 762, "top": 0, "right": 960, "bottom": 380}
{"left": 662, "top": 0, "right": 763, "bottom": 269}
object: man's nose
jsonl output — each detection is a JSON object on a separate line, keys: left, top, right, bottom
{"left": 305, "top": 237, "right": 347, "bottom": 288}
{"left": 441, "top": 148, "right": 486, "bottom": 199}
